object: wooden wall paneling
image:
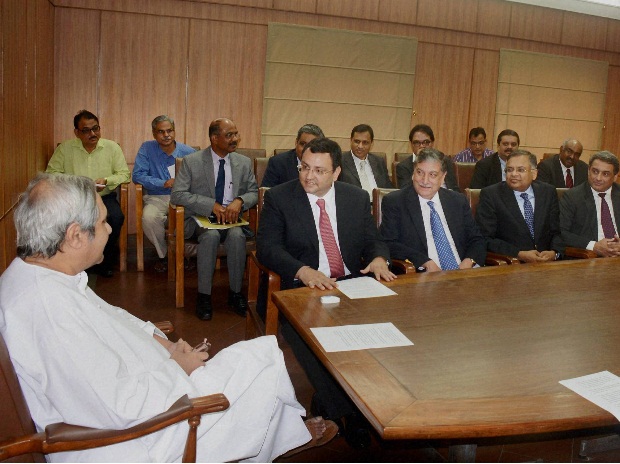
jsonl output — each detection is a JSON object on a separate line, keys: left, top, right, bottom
{"left": 509, "top": 3, "right": 563, "bottom": 45}
{"left": 606, "top": 19, "right": 620, "bottom": 54}
{"left": 602, "top": 65, "right": 620, "bottom": 156}
{"left": 476, "top": 0, "right": 511, "bottom": 37}
{"left": 411, "top": 43, "right": 474, "bottom": 156}
{"left": 316, "top": 0, "right": 380, "bottom": 21}
{"left": 35, "top": 0, "right": 55, "bottom": 172}
{"left": 186, "top": 19, "right": 267, "bottom": 150}
{"left": 561, "top": 11, "right": 607, "bottom": 50}
{"left": 273, "top": 0, "right": 316, "bottom": 14}
{"left": 377, "top": 0, "right": 417, "bottom": 26}
{"left": 54, "top": 8, "right": 100, "bottom": 144}
{"left": 417, "top": 0, "right": 478, "bottom": 34}
{"left": 467, "top": 48, "right": 499, "bottom": 150}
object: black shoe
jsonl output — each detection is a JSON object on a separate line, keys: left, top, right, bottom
{"left": 342, "top": 413, "right": 372, "bottom": 449}
{"left": 89, "top": 264, "right": 113, "bottom": 278}
{"left": 196, "top": 293, "right": 212, "bottom": 321}
{"left": 154, "top": 259, "right": 167, "bottom": 273}
{"left": 228, "top": 290, "right": 248, "bottom": 317}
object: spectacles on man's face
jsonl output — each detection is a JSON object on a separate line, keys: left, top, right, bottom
{"left": 155, "top": 129, "right": 175, "bottom": 136}
{"left": 411, "top": 139, "right": 432, "bottom": 148}
{"left": 505, "top": 167, "right": 536, "bottom": 174}
{"left": 298, "top": 164, "right": 333, "bottom": 177}
{"left": 78, "top": 125, "right": 101, "bottom": 134}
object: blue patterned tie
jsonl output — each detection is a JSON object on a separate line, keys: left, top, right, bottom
{"left": 427, "top": 201, "right": 458, "bottom": 270}
{"left": 215, "top": 159, "right": 225, "bottom": 205}
{"left": 521, "top": 192, "right": 534, "bottom": 240}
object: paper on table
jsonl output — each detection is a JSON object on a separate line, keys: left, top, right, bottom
{"left": 336, "top": 276, "right": 397, "bottom": 299}
{"left": 560, "top": 371, "right": 620, "bottom": 420}
{"left": 167, "top": 164, "right": 176, "bottom": 179}
{"left": 310, "top": 322, "right": 413, "bottom": 352}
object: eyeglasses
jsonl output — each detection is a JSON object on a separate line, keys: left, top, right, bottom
{"left": 470, "top": 140, "right": 486, "bottom": 147}
{"left": 78, "top": 125, "right": 100, "bottom": 134}
{"left": 155, "top": 129, "right": 175, "bottom": 136}
{"left": 411, "top": 139, "right": 432, "bottom": 148}
{"left": 298, "top": 164, "right": 334, "bottom": 177}
{"left": 219, "top": 132, "right": 240, "bottom": 141}
{"left": 505, "top": 167, "right": 536, "bottom": 174}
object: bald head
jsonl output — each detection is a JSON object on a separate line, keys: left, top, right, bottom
{"left": 559, "top": 139, "right": 583, "bottom": 168}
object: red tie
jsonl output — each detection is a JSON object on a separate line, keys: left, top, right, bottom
{"left": 599, "top": 193, "right": 617, "bottom": 238}
{"left": 316, "top": 199, "right": 345, "bottom": 278}
{"left": 565, "top": 169, "right": 574, "bottom": 188}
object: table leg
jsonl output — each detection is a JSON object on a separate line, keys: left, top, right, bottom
{"left": 448, "top": 444, "right": 477, "bottom": 462}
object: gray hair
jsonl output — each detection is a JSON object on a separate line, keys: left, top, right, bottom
{"left": 15, "top": 173, "right": 99, "bottom": 259}
{"left": 589, "top": 150, "right": 620, "bottom": 174}
{"left": 151, "top": 115, "right": 175, "bottom": 131}
{"left": 297, "top": 124, "right": 324, "bottom": 141}
{"left": 414, "top": 147, "right": 448, "bottom": 173}
{"left": 508, "top": 150, "right": 538, "bottom": 169}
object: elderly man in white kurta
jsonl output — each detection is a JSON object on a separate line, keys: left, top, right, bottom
{"left": 0, "top": 173, "right": 335, "bottom": 462}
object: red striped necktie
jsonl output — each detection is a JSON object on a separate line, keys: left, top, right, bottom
{"left": 316, "top": 199, "right": 345, "bottom": 278}
{"left": 565, "top": 169, "right": 574, "bottom": 188}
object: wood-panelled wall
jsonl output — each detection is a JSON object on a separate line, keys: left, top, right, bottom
{"left": 2, "top": 0, "right": 620, "bottom": 271}
{"left": 0, "top": 0, "right": 55, "bottom": 272}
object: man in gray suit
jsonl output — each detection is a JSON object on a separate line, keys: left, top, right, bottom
{"left": 338, "top": 124, "right": 393, "bottom": 199}
{"left": 171, "top": 118, "right": 258, "bottom": 320}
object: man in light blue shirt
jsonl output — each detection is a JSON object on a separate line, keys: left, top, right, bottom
{"left": 132, "top": 115, "right": 195, "bottom": 271}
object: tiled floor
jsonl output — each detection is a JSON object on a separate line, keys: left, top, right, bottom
{"left": 93, "top": 240, "right": 620, "bottom": 462}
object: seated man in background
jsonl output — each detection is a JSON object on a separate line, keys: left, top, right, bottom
{"left": 476, "top": 150, "right": 563, "bottom": 263}
{"left": 453, "top": 127, "right": 494, "bottom": 162}
{"left": 171, "top": 118, "right": 258, "bottom": 321}
{"left": 338, "top": 123, "right": 393, "bottom": 199}
{"left": 0, "top": 173, "right": 336, "bottom": 463}
{"left": 257, "top": 137, "right": 395, "bottom": 449}
{"left": 469, "top": 129, "right": 519, "bottom": 189}
{"left": 47, "top": 109, "right": 130, "bottom": 277}
{"left": 537, "top": 139, "right": 588, "bottom": 188}
{"left": 382, "top": 148, "right": 486, "bottom": 272}
{"left": 560, "top": 150, "right": 620, "bottom": 257}
{"left": 396, "top": 124, "right": 460, "bottom": 191}
{"left": 132, "top": 115, "right": 196, "bottom": 272}
{"left": 261, "top": 123, "right": 324, "bottom": 187}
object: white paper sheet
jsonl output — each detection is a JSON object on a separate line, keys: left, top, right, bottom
{"left": 310, "top": 322, "right": 413, "bottom": 352}
{"left": 560, "top": 371, "right": 620, "bottom": 420}
{"left": 336, "top": 276, "right": 397, "bottom": 299}
{"left": 168, "top": 164, "right": 176, "bottom": 179}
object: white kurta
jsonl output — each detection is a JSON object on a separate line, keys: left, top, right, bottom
{"left": 0, "top": 259, "right": 310, "bottom": 462}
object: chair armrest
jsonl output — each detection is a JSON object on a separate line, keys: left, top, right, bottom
{"left": 119, "top": 183, "right": 129, "bottom": 272}
{"left": 485, "top": 252, "right": 520, "bottom": 266}
{"left": 391, "top": 259, "right": 417, "bottom": 274}
{"left": 154, "top": 321, "right": 174, "bottom": 335}
{"left": 0, "top": 394, "right": 229, "bottom": 462}
{"left": 135, "top": 183, "right": 144, "bottom": 272}
{"left": 564, "top": 246, "right": 598, "bottom": 259}
{"left": 247, "top": 252, "right": 281, "bottom": 336}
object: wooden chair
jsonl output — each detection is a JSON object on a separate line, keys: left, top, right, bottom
{"left": 118, "top": 183, "right": 129, "bottom": 272}
{"left": 454, "top": 162, "right": 476, "bottom": 191}
{"left": 274, "top": 149, "right": 289, "bottom": 156}
{"left": 167, "top": 158, "right": 258, "bottom": 308}
{"left": 254, "top": 157, "right": 269, "bottom": 188}
{"left": 543, "top": 152, "right": 557, "bottom": 160}
{"left": 235, "top": 148, "right": 266, "bottom": 162}
{"left": 135, "top": 147, "right": 200, "bottom": 272}
{"left": 554, "top": 188, "right": 598, "bottom": 259}
{"left": 0, "top": 324, "right": 229, "bottom": 463}
{"left": 394, "top": 152, "right": 412, "bottom": 163}
{"left": 393, "top": 153, "right": 412, "bottom": 188}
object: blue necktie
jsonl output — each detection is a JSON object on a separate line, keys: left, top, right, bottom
{"left": 427, "top": 201, "right": 458, "bottom": 270}
{"left": 215, "top": 159, "right": 225, "bottom": 205}
{"left": 521, "top": 192, "right": 534, "bottom": 240}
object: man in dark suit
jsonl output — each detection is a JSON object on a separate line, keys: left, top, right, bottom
{"left": 537, "top": 139, "right": 588, "bottom": 188}
{"left": 171, "top": 118, "right": 258, "bottom": 320}
{"left": 470, "top": 129, "right": 520, "bottom": 188}
{"left": 395, "top": 124, "right": 460, "bottom": 191}
{"left": 261, "top": 123, "right": 323, "bottom": 187}
{"left": 382, "top": 148, "right": 486, "bottom": 271}
{"left": 560, "top": 150, "right": 620, "bottom": 257}
{"left": 257, "top": 137, "right": 394, "bottom": 448}
{"left": 476, "top": 150, "right": 563, "bottom": 262}
{"left": 338, "top": 124, "right": 393, "bottom": 198}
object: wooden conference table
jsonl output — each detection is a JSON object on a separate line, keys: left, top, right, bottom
{"left": 272, "top": 258, "right": 620, "bottom": 461}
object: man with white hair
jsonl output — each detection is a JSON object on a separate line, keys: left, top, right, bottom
{"left": 0, "top": 173, "right": 335, "bottom": 462}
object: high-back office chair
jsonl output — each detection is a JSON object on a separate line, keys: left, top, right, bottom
{"left": 454, "top": 162, "right": 476, "bottom": 190}
{"left": 542, "top": 153, "right": 557, "bottom": 160}
{"left": 0, "top": 326, "right": 229, "bottom": 463}
{"left": 235, "top": 148, "right": 266, "bottom": 161}
{"left": 254, "top": 157, "right": 269, "bottom": 188}
{"left": 135, "top": 147, "right": 201, "bottom": 272}
{"left": 273, "top": 149, "right": 288, "bottom": 156}
{"left": 167, "top": 158, "right": 259, "bottom": 308}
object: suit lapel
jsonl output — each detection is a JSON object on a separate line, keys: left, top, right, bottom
{"left": 553, "top": 157, "right": 565, "bottom": 187}
{"left": 344, "top": 152, "right": 361, "bottom": 185}
{"left": 230, "top": 152, "right": 241, "bottom": 197}
{"left": 610, "top": 184, "right": 620, "bottom": 234}
{"left": 582, "top": 183, "right": 599, "bottom": 238}
{"left": 531, "top": 182, "right": 546, "bottom": 240}
{"left": 293, "top": 182, "right": 320, "bottom": 254}
{"left": 202, "top": 147, "right": 216, "bottom": 196}
{"left": 288, "top": 151, "right": 300, "bottom": 180}
{"left": 406, "top": 188, "right": 428, "bottom": 250}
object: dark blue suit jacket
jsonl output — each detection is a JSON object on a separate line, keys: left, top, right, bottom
{"left": 380, "top": 186, "right": 486, "bottom": 268}
{"left": 476, "top": 181, "right": 564, "bottom": 257}
{"left": 261, "top": 149, "right": 299, "bottom": 187}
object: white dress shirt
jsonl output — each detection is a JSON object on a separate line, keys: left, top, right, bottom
{"left": 210, "top": 149, "right": 234, "bottom": 206}
{"left": 587, "top": 185, "right": 619, "bottom": 250}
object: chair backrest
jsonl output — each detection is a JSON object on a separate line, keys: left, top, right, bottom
{"left": 455, "top": 162, "right": 476, "bottom": 190}
{"left": 274, "top": 149, "right": 289, "bottom": 156}
{"left": 236, "top": 148, "right": 266, "bottom": 161}
{"left": 465, "top": 188, "right": 481, "bottom": 218}
{"left": 372, "top": 188, "right": 398, "bottom": 228}
{"left": 392, "top": 161, "right": 401, "bottom": 188}
{"left": 543, "top": 152, "right": 557, "bottom": 160}
{"left": 257, "top": 187, "right": 270, "bottom": 223}
{"left": 556, "top": 187, "right": 568, "bottom": 201}
{"left": 190, "top": 146, "right": 201, "bottom": 152}
{"left": 370, "top": 152, "right": 387, "bottom": 162}
{"left": 394, "top": 152, "right": 412, "bottom": 163}
{"left": 0, "top": 332, "right": 45, "bottom": 462}
{"left": 254, "top": 157, "right": 269, "bottom": 188}
{"left": 175, "top": 157, "right": 184, "bottom": 176}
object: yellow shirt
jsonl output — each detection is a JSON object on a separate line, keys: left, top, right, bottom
{"left": 46, "top": 138, "right": 130, "bottom": 196}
